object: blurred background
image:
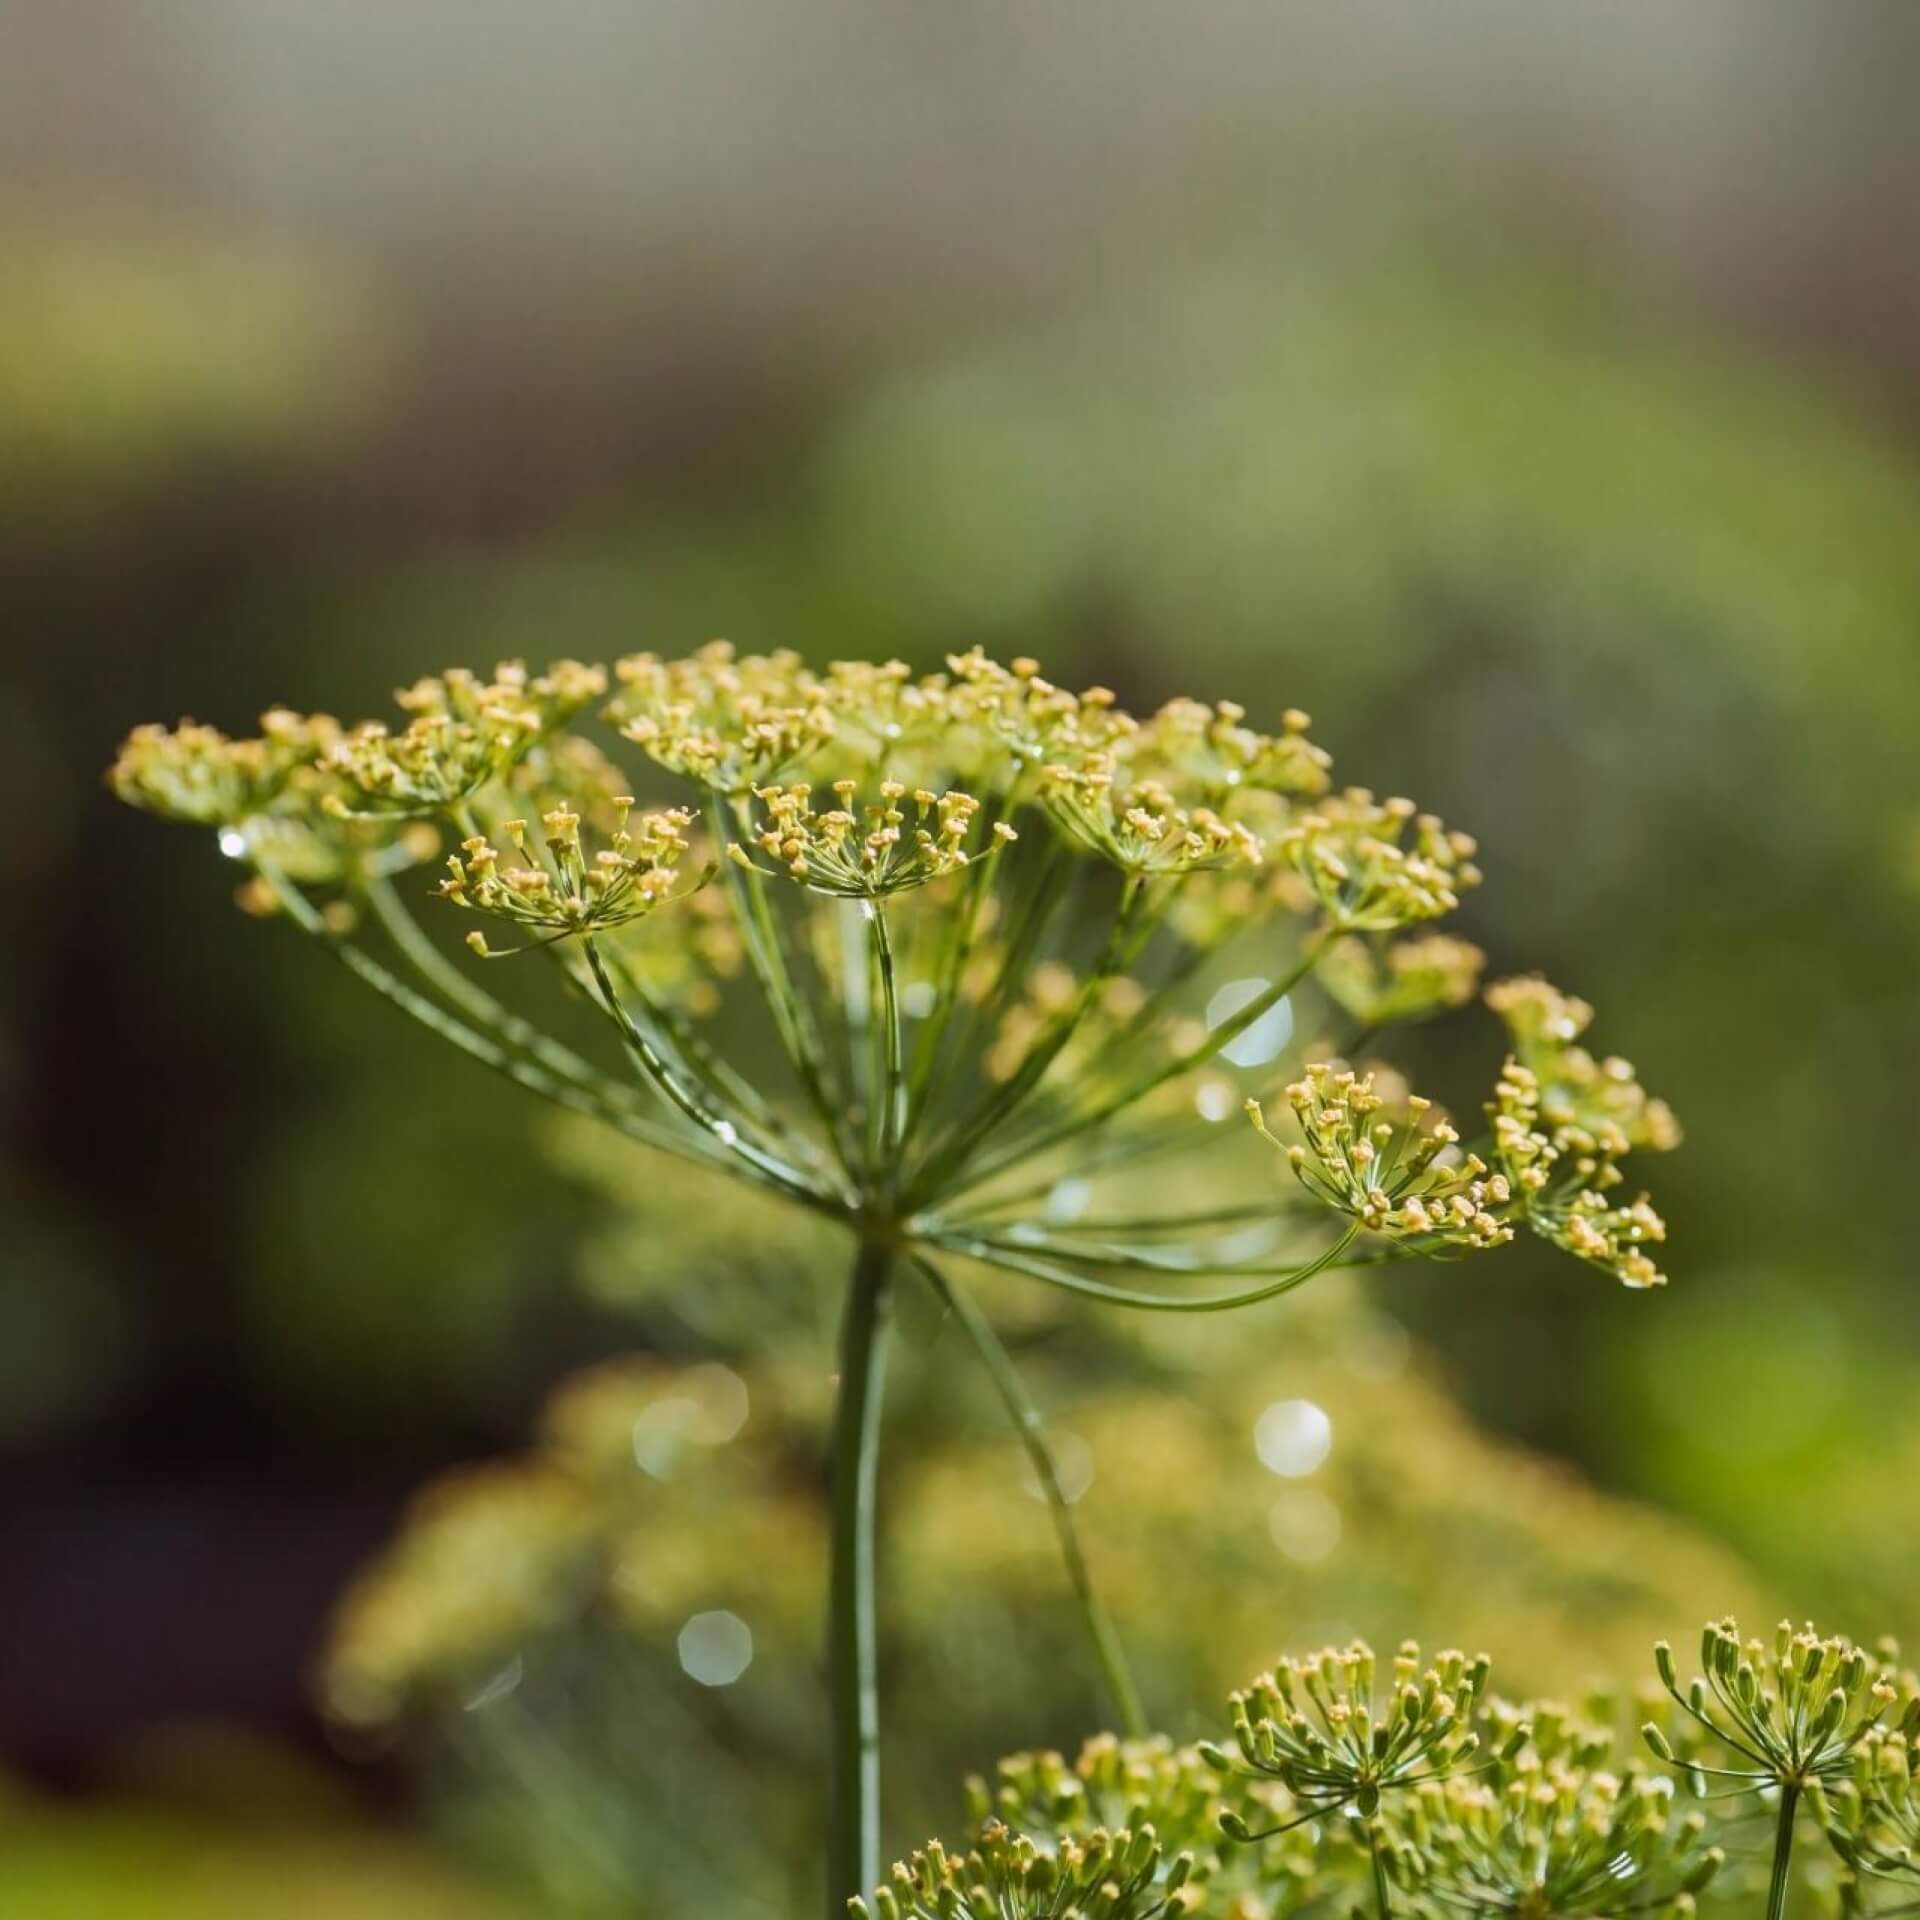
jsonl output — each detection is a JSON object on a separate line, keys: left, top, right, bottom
{"left": 7, "top": 1, "right": 1920, "bottom": 1910}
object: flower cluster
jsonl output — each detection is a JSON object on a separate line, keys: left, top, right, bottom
{"left": 1390, "top": 1749, "right": 1720, "bottom": 1920}
{"left": 1257, "top": 975, "right": 1679, "bottom": 1288}
{"left": 611, "top": 643, "right": 836, "bottom": 793}
{"left": 873, "top": 1633, "right": 1748, "bottom": 1920}
{"left": 1817, "top": 1729, "right": 1920, "bottom": 1885}
{"left": 1320, "top": 934, "right": 1487, "bottom": 1029}
{"left": 1216, "top": 1641, "right": 1496, "bottom": 1826}
{"left": 1488, "top": 976, "right": 1681, "bottom": 1155}
{"left": 1277, "top": 790, "right": 1481, "bottom": 934}
{"left": 732, "top": 780, "right": 1014, "bottom": 895}
{"left": 110, "top": 709, "right": 338, "bottom": 825}
{"left": 1252, "top": 1074, "right": 1513, "bottom": 1249}
{"left": 114, "top": 643, "right": 1686, "bottom": 1918}
{"left": 440, "top": 800, "right": 698, "bottom": 952}
{"left": 1646, "top": 1618, "right": 1909, "bottom": 1796}
{"left": 324, "top": 661, "right": 606, "bottom": 818}
{"left": 852, "top": 1823, "right": 1193, "bottom": 1920}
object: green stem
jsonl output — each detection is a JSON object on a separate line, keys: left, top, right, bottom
{"left": 909, "top": 877, "right": 1153, "bottom": 1205}
{"left": 711, "top": 790, "right": 855, "bottom": 1171}
{"left": 828, "top": 1239, "right": 895, "bottom": 1918}
{"left": 1368, "top": 1820, "right": 1393, "bottom": 1920}
{"left": 924, "top": 1223, "right": 1363, "bottom": 1313}
{"left": 868, "top": 902, "right": 904, "bottom": 1184}
{"left": 908, "top": 1254, "right": 1146, "bottom": 1738}
{"left": 954, "top": 940, "right": 1325, "bottom": 1195}
{"left": 260, "top": 870, "right": 712, "bottom": 1163}
{"left": 1768, "top": 1784, "right": 1801, "bottom": 1920}
{"left": 364, "top": 874, "right": 635, "bottom": 1105}
{"left": 580, "top": 936, "right": 826, "bottom": 1208}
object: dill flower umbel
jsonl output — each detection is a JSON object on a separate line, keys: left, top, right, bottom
{"left": 1645, "top": 1619, "right": 1916, "bottom": 1920}
{"left": 111, "top": 642, "right": 1682, "bottom": 1915}
{"left": 853, "top": 1823, "right": 1193, "bottom": 1920}
{"left": 1817, "top": 1728, "right": 1920, "bottom": 1888}
{"left": 1251, "top": 977, "right": 1679, "bottom": 1287}
{"left": 1216, "top": 1642, "right": 1497, "bottom": 1826}
{"left": 1389, "top": 1745, "right": 1720, "bottom": 1920}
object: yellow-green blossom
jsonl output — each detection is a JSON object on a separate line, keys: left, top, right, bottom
{"left": 440, "top": 800, "right": 698, "bottom": 951}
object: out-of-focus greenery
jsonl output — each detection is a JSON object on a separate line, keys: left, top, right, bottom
{"left": 0, "top": 1760, "right": 530, "bottom": 1920}
{"left": 0, "top": 217, "right": 380, "bottom": 511}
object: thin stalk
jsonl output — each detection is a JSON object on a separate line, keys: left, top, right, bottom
{"left": 592, "top": 943, "right": 843, "bottom": 1190}
{"left": 910, "top": 877, "right": 1155, "bottom": 1204}
{"left": 1368, "top": 1820, "right": 1393, "bottom": 1920}
{"left": 580, "top": 936, "right": 826, "bottom": 1208}
{"left": 261, "top": 870, "right": 712, "bottom": 1163}
{"left": 1767, "top": 1784, "right": 1801, "bottom": 1920}
{"left": 900, "top": 828, "right": 1000, "bottom": 1138}
{"left": 868, "top": 901, "right": 904, "bottom": 1184}
{"left": 955, "top": 941, "right": 1325, "bottom": 1194}
{"left": 908, "top": 1253, "right": 1146, "bottom": 1738}
{"left": 910, "top": 839, "right": 1073, "bottom": 1149}
{"left": 708, "top": 790, "right": 855, "bottom": 1170}
{"left": 365, "top": 874, "right": 676, "bottom": 1122}
{"left": 924, "top": 1223, "right": 1363, "bottom": 1313}
{"left": 827, "top": 1240, "right": 894, "bottom": 1918}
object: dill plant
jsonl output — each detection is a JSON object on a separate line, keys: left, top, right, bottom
{"left": 113, "top": 644, "right": 1680, "bottom": 1910}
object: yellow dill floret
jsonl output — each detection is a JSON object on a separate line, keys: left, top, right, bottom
{"left": 1277, "top": 788, "right": 1481, "bottom": 933}
{"left": 853, "top": 1820, "right": 1191, "bottom": 1920}
{"left": 1319, "top": 933, "right": 1488, "bottom": 1027}
{"left": 439, "top": 798, "right": 699, "bottom": 952}
{"left": 1251, "top": 1069, "right": 1514, "bottom": 1249}
{"left": 609, "top": 640, "right": 834, "bottom": 793}
{"left": 1486, "top": 1055, "right": 1670, "bottom": 1287}
{"left": 1040, "top": 753, "right": 1264, "bottom": 876}
{"left": 1488, "top": 974, "right": 1681, "bottom": 1154}
{"left": 1133, "top": 695, "right": 1333, "bottom": 800}
{"left": 728, "top": 778, "right": 1015, "bottom": 896}
{"left": 939, "top": 647, "right": 1131, "bottom": 765}
{"left": 109, "top": 709, "right": 340, "bottom": 826}
{"left": 322, "top": 661, "right": 598, "bottom": 820}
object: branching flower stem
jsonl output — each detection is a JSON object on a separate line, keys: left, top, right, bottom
{"left": 922, "top": 1223, "right": 1364, "bottom": 1313}
{"left": 907, "top": 874, "right": 1156, "bottom": 1204}
{"left": 868, "top": 900, "right": 905, "bottom": 1181}
{"left": 708, "top": 789, "right": 858, "bottom": 1174}
{"left": 264, "top": 867, "right": 715, "bottom": 1165}
{"left": 579, "top": 935, "right": 827, "bottom": 1209}
{"left": 950, "top": 942, "right": 1327, "bottom": 1195}
{"left": 908, "top": 1251, "right": 1147, "bottom": 1741}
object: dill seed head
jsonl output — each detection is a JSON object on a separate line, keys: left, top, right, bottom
{"left": 1648, "top": 1619, "right": 1914, "bottom": 1794}
{"left": 852, "top": 1821, "right": 1193, "bottom": 1920}
{"left": 1223, "top": 1640, "right": 1493, "bottom": 1820}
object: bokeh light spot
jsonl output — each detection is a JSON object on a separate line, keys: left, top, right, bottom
{"left": 678, "top": 1610, "right": 753, "bottom": 1688}
{"left": 1256, "top": 1398, "right": 1332, "bottom": 1476}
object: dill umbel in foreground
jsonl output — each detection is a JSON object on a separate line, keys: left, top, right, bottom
{"left": 113, "top": 644, "right": 1679, "bottom": 1913}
